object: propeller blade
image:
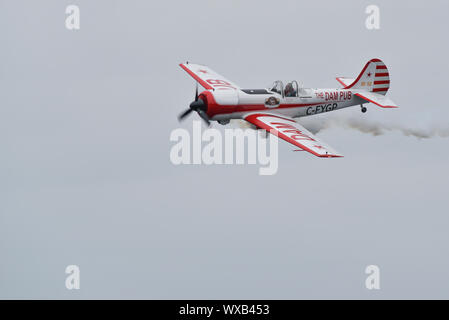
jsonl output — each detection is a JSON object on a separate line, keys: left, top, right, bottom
{"left": 178, "top": 108, "right": 193, "bottom": 121}
{"left": 195, "top": 82, "right": 198, "bottom": 101}
{"left": 197, "top": 109, "right": 210, "bottom": 126}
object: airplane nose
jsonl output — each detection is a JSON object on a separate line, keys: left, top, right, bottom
{"left": 178, "top": 83, "right": 210, "bottom": 126}
{"left": 189, "top": 98, "right": 206, "bottom": 112}
{"left": 191, "top": 96, "right": 209, "bottom": 125}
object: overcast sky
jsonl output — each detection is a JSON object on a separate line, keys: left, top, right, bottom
{"left": 1, "top": 0, "right": 449, "bottom": 299}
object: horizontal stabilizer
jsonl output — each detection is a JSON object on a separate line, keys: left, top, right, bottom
{"left": 336, "top": 77, "right": 355, "bottom": 87}
{"left": 355, "top": 91, "right": 398, "bottom": 108}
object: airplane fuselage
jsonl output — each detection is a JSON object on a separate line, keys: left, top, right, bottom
{"left": 201, "top": 87, "right": 365, "bottom": 123}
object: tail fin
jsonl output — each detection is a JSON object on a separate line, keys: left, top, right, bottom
{"left": 336, "top": 58, "right": 390, "bottom": 95}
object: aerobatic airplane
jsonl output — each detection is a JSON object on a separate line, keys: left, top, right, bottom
{"left": 178, "top": 59, "right": 398, "bottom": 158}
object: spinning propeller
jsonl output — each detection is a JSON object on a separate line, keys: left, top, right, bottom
{"left": 178, "top": 82, "right": 210, "bottom": 126}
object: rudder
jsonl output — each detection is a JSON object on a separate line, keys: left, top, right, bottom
{"left": 340, "top": 58, "right": 390, "bottom": 95}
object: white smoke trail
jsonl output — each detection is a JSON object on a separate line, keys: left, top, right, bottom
{"left": 229, "top": 116, "right": 449, "bottom": 139}
{"left": 300, "top": 116, "right": 449, "bottom": 139}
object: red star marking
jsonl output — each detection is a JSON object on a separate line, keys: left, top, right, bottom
{"left": 367, "top": 72, "right": 372, "bottom": 77}
{"left": 199, "top": 69, "right": 208, "bottom": 74}
{"left": 314, "top": 145, "right": 324, "bottom": 149}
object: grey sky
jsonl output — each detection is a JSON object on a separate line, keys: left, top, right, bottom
{"left": 1, "top": 0, "right": 449, "bottom": 299}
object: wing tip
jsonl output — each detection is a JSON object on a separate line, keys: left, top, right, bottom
{"left": 313, "top": 150, "right": 344, "bottom": 158}
{"left": 294, "top": 149, "right": 343, "bottom": 158}
{"left": 319, "top": 154, "right": 344, "bottom": 158}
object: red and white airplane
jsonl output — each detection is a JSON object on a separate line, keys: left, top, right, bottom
{"left": 178, "top": 58, "right": 398, "bottom": 158}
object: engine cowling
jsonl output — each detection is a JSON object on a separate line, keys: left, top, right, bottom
{"left": 201, "top": 90, "right": 238, "bottom": 118}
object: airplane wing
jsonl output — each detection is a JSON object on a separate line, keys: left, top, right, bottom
{"left": 179, "top": 63, "right": 240, "bottom": 91}
{"left": 354, "top": 91, "right": 399, "bottom": 108}
{"left": 243, "top": 113, "right": 343, "bottom": 158}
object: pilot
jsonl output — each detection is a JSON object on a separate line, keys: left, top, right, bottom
{"left": 284, "top": 82, "right": 296, "bottom": 97}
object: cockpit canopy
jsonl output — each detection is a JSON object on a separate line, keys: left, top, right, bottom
{"left": 269, "top": 80, "right": 301, "bottom": 97}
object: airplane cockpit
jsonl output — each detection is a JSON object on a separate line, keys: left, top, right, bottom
{"left": 269, "top": 80, "right": 300, "bottom": 97}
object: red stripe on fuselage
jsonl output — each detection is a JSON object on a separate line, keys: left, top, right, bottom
{"left": 206, "top": 99, "right": 328, "bottom": 117}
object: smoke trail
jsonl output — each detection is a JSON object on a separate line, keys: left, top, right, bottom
{"left": 300, "top": 116, "right": 449, "bottom": 139}
{"left": 229, "top": 117, "right": 449, "bottom": 139}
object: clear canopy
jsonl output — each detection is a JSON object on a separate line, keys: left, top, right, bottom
{"left": 269, "top": 80, "right": 300, "bottom": 97}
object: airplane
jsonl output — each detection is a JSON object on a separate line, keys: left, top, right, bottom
{"left": 178, "top": 58, "right": 398, "bottom": 158}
